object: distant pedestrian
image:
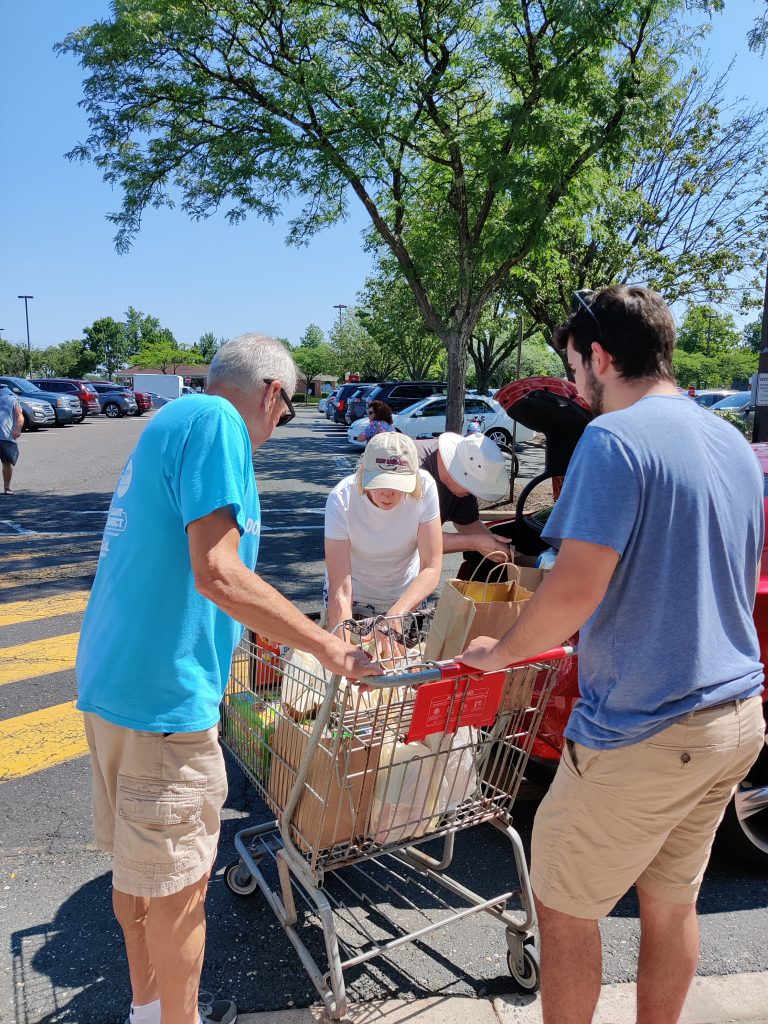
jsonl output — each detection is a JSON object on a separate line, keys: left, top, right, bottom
{"left": 357, "top": 399, "right": 396, "bottom": 442}
{"left": 76, "top": 335, "right": 377, "bottom": 1024}
{"left": 0, "top": 384, "right": 23, "bottom": 494}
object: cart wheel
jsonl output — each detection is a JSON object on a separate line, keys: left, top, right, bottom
{"left": 225, "top": 859, "right": 259, "bottom": 897}
{"left": 507, "top": 942, "right": 540, "bottom": 992}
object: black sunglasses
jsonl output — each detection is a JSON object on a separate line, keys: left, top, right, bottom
{"left": 573, "top": 290, "right": 602, "bottom": 339}
{"left": 263, "top": 378, "right": 295, "bottom": 426}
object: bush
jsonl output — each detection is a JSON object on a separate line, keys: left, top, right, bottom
{"left": 713, "top": 409, "right": 752, "bottom": 438}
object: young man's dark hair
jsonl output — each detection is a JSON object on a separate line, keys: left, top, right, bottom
{"left": 553, "top": 285, "right": 676, "bottom": 382}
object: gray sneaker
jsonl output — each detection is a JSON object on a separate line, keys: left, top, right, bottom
{"left": 125, "top": 994, "right": 237, "bottom": 1024}
{"left": 198, "top": 993, "right": 238, "bottom": 1024}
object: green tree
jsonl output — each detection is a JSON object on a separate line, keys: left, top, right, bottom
{"left": 292, "top": 342, "right": 338, "bottom": 397}
{"left": 329, "top": 308, "right": 402, "bottom": 382}
{"left": 82, "top": 316, "right": 130, "bottom": 379}
{"left": 743, "top": 320, "right": 763, "bottom": 353}
{"left": 0, "top": 340, "right": 26, "bottom": 376}
{"left": 676, "top": 305, "right": 741, "bottom": 357}
{"left": 518, "top": 63, "right": 768, "bottom": 347}
{"left": 197, "top": 331, "right": 221, "bottom": 363}
{"left": 748, "top": 1, "right": 768, "bottom": 54}
{"left": 59, "top": 0, "right": 702, "bottom": 431}
{"left": 298, "top": 324, "right": 325, "bottom": 349}
{"left": 135, "top": 338, "right": 201, "bottom": 373}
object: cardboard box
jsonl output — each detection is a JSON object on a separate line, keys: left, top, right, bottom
{"left": 267, "top": 715, "right": 382, "bottom": 855}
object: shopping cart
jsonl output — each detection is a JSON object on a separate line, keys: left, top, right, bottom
{"left": 221, "top": 615, "right": 573, "bottom": 1019}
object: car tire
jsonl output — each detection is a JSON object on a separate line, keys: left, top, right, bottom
{"left": 485, "top": 427, "right": 512, "bottom": 446}
{"left": 76, "top": 411, "right": 86, "bottom": 424}
{"left": 718, "top": 730, "right": 768, "bottom": 870}
{"left": 22, "top": 413, "right": 39, "bottom": 433}
{"left": 103, "top": 402, "right": 121, "bottom": 419}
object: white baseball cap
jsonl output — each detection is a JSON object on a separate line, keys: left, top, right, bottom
{"left": 438, "top": 432, "right": 509, "bottom": 500}
{"left": 361, "top": 432, "right": 419, "bottom": 492}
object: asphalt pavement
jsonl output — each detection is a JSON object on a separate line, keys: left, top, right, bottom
{"left": 0, "top": 406, "right": 766, "bottom": 1024}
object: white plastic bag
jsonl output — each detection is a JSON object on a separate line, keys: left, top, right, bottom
{"left": 425, "top": 727, "right": 479, "bottom": 815}
{"left": 368, "top": 738, "right": 442, "bottom": 844}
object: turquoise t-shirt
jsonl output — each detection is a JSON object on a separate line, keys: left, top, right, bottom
{"left": 76, "top": 395, "right": 260, "bottom": 732}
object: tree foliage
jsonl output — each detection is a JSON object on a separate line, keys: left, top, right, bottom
{"left": 329, "top": 308, "right": 402, "bottom": 382}
{"left": 675, "top": 304, "right": 741, "bottom": 356}
{"left": 517, "top": 62, "right": 768, "bottom": 341}
{"left": 298, "top": 324, "right": 326, "bottom": 349}
{"left": 292, "top": 342, "right": 339, "bottom": 393}
{"left": 82, "top": 316, "right": 130, "bottom": 380}
{"left": 197, "top": 331, "right": 222, "bottom": 363}
{"left": 59, "top": 0, "right": 704, "bottom": 430}
{"left": 134, "top": 339, "right": 201, "bottom": 373}
{"left": 748, "top": 1, "right": 768, "bottom": 54}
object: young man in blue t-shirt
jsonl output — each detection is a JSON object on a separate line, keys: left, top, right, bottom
{"left": 461, "top": 287, "right": 765, "bottom": 1024}
{"left": 77, "top": 335, "right": 376, "bottom": 1024}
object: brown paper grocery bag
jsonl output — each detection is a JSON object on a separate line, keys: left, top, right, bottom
{"left": 424, "top": 576, "right": 533, "bottom": 661}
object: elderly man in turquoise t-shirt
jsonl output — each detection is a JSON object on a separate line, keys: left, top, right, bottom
{"left": 461, "top": 287, "right": 765, "bottom": 1024}
{"left": 77, "top": 335, "right": 376, "bottom": 1024}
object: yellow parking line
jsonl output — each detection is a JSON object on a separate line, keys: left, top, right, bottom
{"left": 0, "top": 701, "right": 88, "bottom": 782}
{"left": 0, "top": 560, "right": 98, "bottom": 591}
{"left": 0, "top": 632, "right": 79, "bottom": 687}
{"left": 0, "top": 591, "right": 90, "bottom": 627}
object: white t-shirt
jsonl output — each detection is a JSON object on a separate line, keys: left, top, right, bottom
{"left": 325, "top": 470, "right": 440, "bottom": 609}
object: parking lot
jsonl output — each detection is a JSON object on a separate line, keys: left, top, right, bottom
{"left": 1, "top": 406, "right": 766, "bottom": 1023}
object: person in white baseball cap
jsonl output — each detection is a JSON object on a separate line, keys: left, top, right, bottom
{"left": 324, "top": 432, "right": 442, "bottom": 631}
{"left": 413, "top": 432, "right": 512, "bottom": 562}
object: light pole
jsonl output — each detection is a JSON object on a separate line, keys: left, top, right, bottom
{"left": 17, "top": 295, "right": 34, "bottom": 377}
{"left": 703, "top": 310, "right": 717, "bottom": 358}
{"left": 333, "top": 303, "right": 348, "bottom": 326}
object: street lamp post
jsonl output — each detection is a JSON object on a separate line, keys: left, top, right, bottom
{"left": 17, "top": 295, "right": 34, "bottom": 377}
{"left": 703, "top": 311, "right": 717, "bottom": 358}
{"left": 333, "top": 303, "right": 348, "bottom": 326}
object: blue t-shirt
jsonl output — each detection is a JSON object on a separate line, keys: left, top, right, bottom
{"left": 76, "top": 395, "right": 261, "bottom": 732}
{"left": 543, "top": 394, "right": 764, "bottom": 749}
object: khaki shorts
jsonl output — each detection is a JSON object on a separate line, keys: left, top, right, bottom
{"left": 84, "top": 712, "right": 228, "bottom": 897}
{"left": 531, "top": 696, "right": 765, "bottom": 919}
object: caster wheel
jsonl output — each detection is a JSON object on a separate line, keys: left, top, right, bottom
{"left": 225, "top": 859, "right": 259, "bottom": 897}
{"left": 507, "top": 941, "right": 540, "bottom": 993}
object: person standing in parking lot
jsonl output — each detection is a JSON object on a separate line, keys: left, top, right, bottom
{"left": 76, "top": 334, "right": 377, "bottom": 1024}
{"left": 460, "top": 286, "right": 765, "bottom": 1024}
{"left": 0, "top": 384, "right": 23, "bottom": 494}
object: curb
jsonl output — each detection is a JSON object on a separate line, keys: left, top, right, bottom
{"left": 238, "top": 970, "right": 768, "bottom": 1023}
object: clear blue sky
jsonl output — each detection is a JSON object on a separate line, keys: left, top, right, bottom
{"left": 0, "top": 2, "right": 764, "bottom": 351}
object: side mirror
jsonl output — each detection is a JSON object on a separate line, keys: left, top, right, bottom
{"left": 410, "top": 409, "right": 422, "bottom": 418}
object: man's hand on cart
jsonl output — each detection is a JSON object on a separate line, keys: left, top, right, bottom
{"left": 459, "top": 635, "right": 512, "bottom": 672}
{"left": 318, "top": 632, "right": 381, "bottom": 679}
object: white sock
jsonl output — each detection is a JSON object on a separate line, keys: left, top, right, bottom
{"left": 130, "top": 999, "right": 161, "bottom": 1024}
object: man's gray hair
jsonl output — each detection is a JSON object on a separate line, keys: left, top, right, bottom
{"left": 208, "top": 333, "right": 298, "bottom": 396}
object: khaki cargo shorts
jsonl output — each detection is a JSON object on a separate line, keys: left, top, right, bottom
{"left": 83, "top": 712, "right": 228, "bottom": 897}
{"left": 531, "top": 696, "right": 765, "bottom": 920}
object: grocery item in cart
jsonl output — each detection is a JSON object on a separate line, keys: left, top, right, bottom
{"left": 425, "top": 727, "right": 479, "bottom": 814}
{"left": 280, "top": 648, "right": 332, "bottom": 719}
{"left": 268, "top": 716, "right": 383, "bottom": 853}
{"left": 368, "top": 737, "right": 442, "bottom": 844}
{"left": 224, "top": 693, "right": 278, "bottom": 785}
{"left": 425, "top": 575, "right": 533, "bottom": 662}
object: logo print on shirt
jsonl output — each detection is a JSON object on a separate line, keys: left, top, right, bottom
{"left": 105, "top": 508, "right": 128, "bottom": 537}
{"left": 244, "top": 516, "right": 260, "bottom": 537}
{"left": 115, "top": 458, "right": 133, "bottom": 498}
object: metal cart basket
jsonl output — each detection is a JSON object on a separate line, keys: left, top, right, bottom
{"left": 221, "top": 615, "right": 572, "bottom": 1018}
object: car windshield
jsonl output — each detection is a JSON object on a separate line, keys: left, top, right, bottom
{"left": 6, "top": 378, "right": 42, "bottom": 395}
{"left": 712, "top": 393, "right": 749, "bottom": 410}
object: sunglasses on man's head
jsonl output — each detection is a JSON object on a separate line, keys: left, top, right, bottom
{"left": 263, "top": 378, "right": 295, "bottom": 426}
{"left": 573, "top": 290, "right": 602, "bottom": 339}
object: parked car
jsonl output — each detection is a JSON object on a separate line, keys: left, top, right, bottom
{"left": 344, "top": 384, "right": 378, "bottom": 425}
{"left": 90, "top": 383, "right": 138, "bottom": 418}
{"left": 391, "top": 393, "right": 535, "bottom": 446}
{"left": 325, "top": 388, "right": 340, "bottom": 420}
{"left": 710, "top": 391, "right": 754, "bottom": 429}
{"left": 317, "top": 396, "right": 328, "bottom": 414}
{"left": 30, "top": 378, "right": 100, "bottom": 422}
{"left": 0, "top": 385, "right": 55, "bottom": 431}
{"left": 0, "top": 376, "right": 79, "bottom": 426}
{"left": 331, "top": 383, "right": 371, "bottom": 424}
{"left": 90, "top": 380, "right": 152, "bottom": 416}
{"left": 694, "top": 389, "right": 742, "bottom": 408}
{"left": 366, "top": 380, "right": 448, "bottom": 415}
